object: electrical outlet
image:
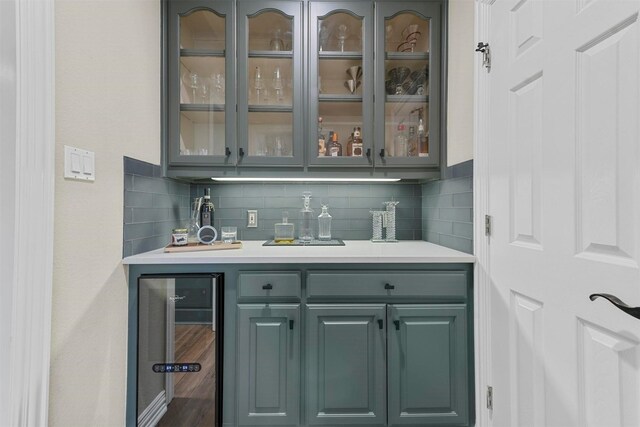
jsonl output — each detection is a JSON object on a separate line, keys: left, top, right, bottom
{"left": 247, "top": 210, "right": 258, "bottom": 228}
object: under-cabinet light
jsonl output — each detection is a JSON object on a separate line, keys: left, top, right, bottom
{"left": 211, "top": 177, "right": 401, "bottom": 183}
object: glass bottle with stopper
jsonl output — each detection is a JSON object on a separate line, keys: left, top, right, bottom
{"left": 299, "top": 191, "right": 314, "bottom": 243}
{"left": 275, "top": 211, "right": 295, "bottom": 243}
{"left": 318, "top": 205, "right": 332, "bottom": 240}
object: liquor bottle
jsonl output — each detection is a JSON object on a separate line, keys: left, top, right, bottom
{"left": 352, "top": 126, "right": 363, "bottom": 157}
{"left": 200, "top": 188, "right": 214, "bottom": 227}
{"left": 329, "top": 131, "right": 342, "bottom": 156}
{"left": 394, "top": 122, "right": 408, "bottom": 157}
{"left": 317, "top": 117, "right": 326, "bottom": 156}
{"left": 407, "top": 126, "right": 417, "bottom": 157}
{"left": 418, "top": 118, "right": 429, "bottom": 157}
{"left": 346, "top": 130, "right": 354, "bottom": 156}
{"left": 325, "top": 131, "right": 334, "bottom": 156}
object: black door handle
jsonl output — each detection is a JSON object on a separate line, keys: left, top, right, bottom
{"left": 384, "top": 283, "right": 395, "bottom": 290}
{"left": 225, "top": 146, "right": 231, "bottom": 157}
{"left": 377, "top": 319, "right": 383, "bottom": 330}
{"left": 262, "top": 283, "right": 273, "bottom": 290}
{"left": 590, "top": 293, "right": 640, "bottom": 320}
{"left": 379, "top": 148, "right": 385, "bottom": 158}
{"left": 289, "top": 319, "right": 294, "bottom": 330}
{"left": 366, "top": 148, "right": 371, "bottom": 159}
{"left": 393, "top": 320, "right": 400, "bottom": 330}
{"left": 239, "top": 147, "right": 245, "bottom": 157}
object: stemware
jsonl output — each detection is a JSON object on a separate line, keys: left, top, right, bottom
{"left": 336, "top": 24, "right": 348, "bottom": 52}
{"left": 319, "top": 23, "right": 330, "bottom": 52}
{"left": 198, "top": 77, "right": 210, "bottom": 104}
{"left": 272, "top": 67, "right": 284, "bottom": 104}
{"left": 253, "top": 66, "right": 265, "bottom": 104}
{"left": 182, "top": 71, "right": 200, "bottom": 103}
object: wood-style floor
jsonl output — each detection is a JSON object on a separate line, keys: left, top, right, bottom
{"left": 159, "top": 324, "right": 216, "bottom": 427}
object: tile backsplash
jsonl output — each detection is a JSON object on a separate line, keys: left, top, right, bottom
{"left": 122, "top": 156, "right": 473, "bottom": 256}
{"left": 421, "top": 160, "right": 473, "bottom": 254}
{"left": 123, "top": 157, "right": 191, "bottom": 257}
{"left": 191, "top": 183, "right": 423, "bottom": 241}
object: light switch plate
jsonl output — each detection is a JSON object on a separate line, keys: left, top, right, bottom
{"left": 64, "top": 146, "right": 95, "bottom": 181}
{"left": 247, "top": 210, "right": 258, "bottom": 228}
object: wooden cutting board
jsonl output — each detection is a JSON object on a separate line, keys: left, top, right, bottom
{"left": 164, "top": 241, "right": 243, "bottom": 253}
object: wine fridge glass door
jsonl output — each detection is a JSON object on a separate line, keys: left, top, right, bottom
{"left": 137, "top": 274, "right": 223, "bottom": 427}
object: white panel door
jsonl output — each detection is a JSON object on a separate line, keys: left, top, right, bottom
{"left": 484, "top": 0, "right": 640, "bottom": 426}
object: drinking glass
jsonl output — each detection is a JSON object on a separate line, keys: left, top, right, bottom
{"left": 221, "top": 226, "right": 237, "bottom": 243}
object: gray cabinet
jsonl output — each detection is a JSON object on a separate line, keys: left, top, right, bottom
{"left": 237, "top": 304, "right": 301, "bottom": 426}
{"left": 237, "top": 0, "right": 304, "bottom": 166}
{"left": 166, "top": 0, "right": 236, "bottom": 166}
{"left": 387, "top": 304, "right": 468, "bottom": 426}
{"left": 375, "top": 1, "right": 442, "bottom": 168}
{"left": 163, "top": 0, "right": 444, "bottom": 178}
{"left": 305, "top": 304, "right": 387, "bottom": 426}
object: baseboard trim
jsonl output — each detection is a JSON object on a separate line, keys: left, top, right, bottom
{"left": 137, "top": 390, "right": 167, "bottom": 427}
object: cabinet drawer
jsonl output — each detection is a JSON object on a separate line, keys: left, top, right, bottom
{"left": 307, "top": 271, "right": 467, "bottom": 300}
{"left": 238, "top": 271, "right": 301, "bottom": 301}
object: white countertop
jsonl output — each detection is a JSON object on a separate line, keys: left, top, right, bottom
{"left": 122, "top": 241, "right": 475, "bottom": 265}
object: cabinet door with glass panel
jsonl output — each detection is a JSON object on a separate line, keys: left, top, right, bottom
{"left": 375, "top": 1, "right": 441, "bottom": 168}
{"left": 237, "top": 1, "right": 303, "bottom": 166}
{"left": 167, "top": 0, "right": 235, "bottom": 166}
{"left": 308, "top": 2, "right": 373, "bottom": 167}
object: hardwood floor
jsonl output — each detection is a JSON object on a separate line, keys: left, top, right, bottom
{"left": 159, "top": 324, "right": 216, "bottom": 427}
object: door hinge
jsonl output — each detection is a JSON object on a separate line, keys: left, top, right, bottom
{"left": 487, "top": 386, "right": 493, "bottom": 410}
{"left": 485, "top": 215, "right": 492, "bottom": 236}
{"left": 476, "top": 42, "right": 491, "bottom": 71}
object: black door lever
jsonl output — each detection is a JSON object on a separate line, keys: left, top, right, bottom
{"left": 590, "top": 293, "right": 640, "bottom": 320}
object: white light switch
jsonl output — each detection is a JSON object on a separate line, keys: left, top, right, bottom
{"left": 64, "top": 146, "right": 95, "bottom": 181}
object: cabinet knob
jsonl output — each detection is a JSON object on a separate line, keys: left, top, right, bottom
{"left": 393, "top": 320, "right": 400, "bottom": 330}
{"left": 289, "top": 319, "right": 294, "bottom": 330}
{"left": 225, "top": 146, "right": 231, "bottom": 157}
{"left": 262, "top": 283, "right": 273, "bottom": 290}
{"left": 366, "top": 148, "right": 371, "bottom": 158}
{"left": 377, "top": 319, "right": 384, "bottom": 330}
{"left": 239, "top": 147, "right": 245, "bottom": 157}
{"left": 384, "top": 283, "right": 395, "bottom": 290}
{"left": 379, "top": 148, "right": 385, "bottom": 158}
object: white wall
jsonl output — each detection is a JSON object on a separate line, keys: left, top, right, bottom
{"left": 51, "top": 0, "right": 160, "bottom": 424}
{"left": 447, "top": 0, "right": 475, "bottom": 166}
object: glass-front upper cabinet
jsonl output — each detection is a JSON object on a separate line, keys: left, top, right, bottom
{"left": 167, "top": 0, "right": 235, "bottom": 166}
{"left": 375, "top": 1, "right": 441, "bottom": 168}
{"left": 308, "top": 2, "right": 373, "bottom": 167}
{"left": 237, "top": 1, "right": 303, "bottom": 166}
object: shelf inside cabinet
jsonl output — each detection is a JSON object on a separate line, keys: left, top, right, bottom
{"left": 181, "top": 104, "right": 226, "bottom": 112}
{"left": 180, "top": 49, "right": 225, "bottom": 57}
{"left": 319, "top": 94, "right": 363, "bottom": 102}
{"left": 248, "top": 105, "right": 293, "bottom": 113}
{"left": 385, "top": 95, "right": 428, "bottom": 103}
{"left": 318, "top": 51, "right": 363, "bottom": 60}
{"left": 248, "top": 50, "right": 293, "bottom": 59}
{"left": 386, "top": 52, "right": 429, "bottom": 61}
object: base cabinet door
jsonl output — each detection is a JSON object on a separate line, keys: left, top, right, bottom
{"left": 306, "top": 304, "right": 387, "bottom": 426}
{"left": 237, "top": 304, "right": 300, "bottom": 426}
{"left": 387, "top": 304, "right": 469, "bottom": 426}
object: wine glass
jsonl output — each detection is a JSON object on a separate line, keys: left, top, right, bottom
{"left": 198, "top": 77, "right": 210, "bottom": 104}
{"left": 319, "top": 23, "right": 330, "bottom": 52}
{"left": 182, "top": 71, "right": 200, "bottom": 103}
{"left": 253, "top": 66, "right": 265, "bottom": 104}
{"left": 336, "top": 24, "right": 348, "bottom": 52}
{"left": 210, "top": 73, "right": 225, "bottom": 103}
{"left": 272, "top": 67, "right": 284, "bottom": 104}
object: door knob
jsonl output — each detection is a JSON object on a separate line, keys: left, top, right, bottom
{"left": 589, "top": 293, "right": 640, "bottom": 320}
